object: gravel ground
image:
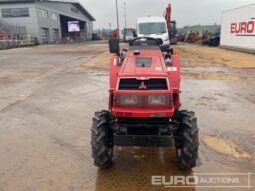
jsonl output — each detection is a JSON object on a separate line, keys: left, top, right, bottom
{"left": 0, "top": 42, "right": 254, "bottom": 191}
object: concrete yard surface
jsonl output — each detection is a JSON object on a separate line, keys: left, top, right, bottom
{"left": 0, "top": 42, "right": 255, "bottom": 191}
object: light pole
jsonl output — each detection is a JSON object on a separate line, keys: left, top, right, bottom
{"left": 124, "top": 2, "right": 127, "bottom": 29}
{"left": 115, "top": 0, "right": 120, "bottom": 39}
{"left": 109, "top": 22, "right": 112, "bottom": 31}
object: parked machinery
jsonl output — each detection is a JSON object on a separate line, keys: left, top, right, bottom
{"left": 185, "top": 32, "right": 201, "bottom": 43}
{"left": 164, "top": 3, "right": 178, "bottom": 45}
{"left": 202, "top": 31, "right": 220, "bottom": 47}
{"left": 123, "top": 28, "right": 136, "bottom": 42}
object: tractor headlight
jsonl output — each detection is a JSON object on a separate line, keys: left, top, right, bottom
{"left": 146, "top": 94, "right": 168, "bottom": 107}
{"left": 114, "top": 94, "right": 142, "bottom": 107}
{"left": 120, "top": 95, "right": 138, "bottom": 105}
{"left": 114, "top": 94, "right": 172, "bottom": 108}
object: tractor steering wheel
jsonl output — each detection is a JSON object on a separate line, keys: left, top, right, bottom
{"left": 129, "top": 37, "right": 161, "bottom": 46}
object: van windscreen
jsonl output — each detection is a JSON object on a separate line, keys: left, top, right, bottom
{"left": 138, "top": 22, "right": 167, "bottom": 35}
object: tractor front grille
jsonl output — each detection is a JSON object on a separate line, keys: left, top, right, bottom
{"left": 118, "top": 78, "right": 168, "bottom": 90}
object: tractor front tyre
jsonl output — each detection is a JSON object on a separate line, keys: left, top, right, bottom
{"left": 174, "top": 110, "right": 199, "bottom": 170}
{"left": 91, "top": 110, "right": 113, "bottom": 168}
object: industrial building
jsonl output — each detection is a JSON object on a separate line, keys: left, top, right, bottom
{"left": 0, "top": 0, "right": 95, "bottom": 43}
{"left": 221, "top": 3, "right": 255, "bottom": 53}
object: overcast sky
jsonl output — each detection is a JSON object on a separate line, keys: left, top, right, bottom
{"left": 80, "top": 0, "right": 255, "bottom": 29}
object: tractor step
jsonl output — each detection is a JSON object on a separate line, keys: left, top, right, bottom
{"left": 114, "top": 134, "right": 173, "bottom": 147}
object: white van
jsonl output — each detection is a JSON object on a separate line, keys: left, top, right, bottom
{"left": 137, "top": 16, "right": 170, "bottom": 51}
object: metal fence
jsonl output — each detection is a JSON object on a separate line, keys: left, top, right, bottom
{"left": 0, "top": 19, "right": 27, "bottom": 49}
{"left": 0, "top": 40, "right": 19, "bottom": 50}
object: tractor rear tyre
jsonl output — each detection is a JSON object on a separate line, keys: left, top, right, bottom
{"left": 174, "top": 110, "right": 199, "bottom": 170}
{"left": 91, "top": 110, "right": 113, "bottom": 168}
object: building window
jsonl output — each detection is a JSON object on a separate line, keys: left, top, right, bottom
{"left": 87, "top": 22, "right": 92, "bottom": 38}
{"left": 50, "top": 12, "right": 58, "bottom": 21}
{"left": 1, "top": 8, "right": 29, "bottom": 18}
{"left": 41, "top": 28, "right": 49, "bottom": 43}
{"left": 38, "top": 8, "right": 48, "bottom": 19}
{"left": 53, "top": 29, "right": 60, "bottom": 42}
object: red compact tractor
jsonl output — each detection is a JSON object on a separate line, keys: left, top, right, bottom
{"left": 91, "top": 38, "right": 199, "bottom": 170}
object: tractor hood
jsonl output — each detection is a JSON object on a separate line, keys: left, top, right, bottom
{"left": 118, "top": 50, "right": 168, "bottom": 78}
